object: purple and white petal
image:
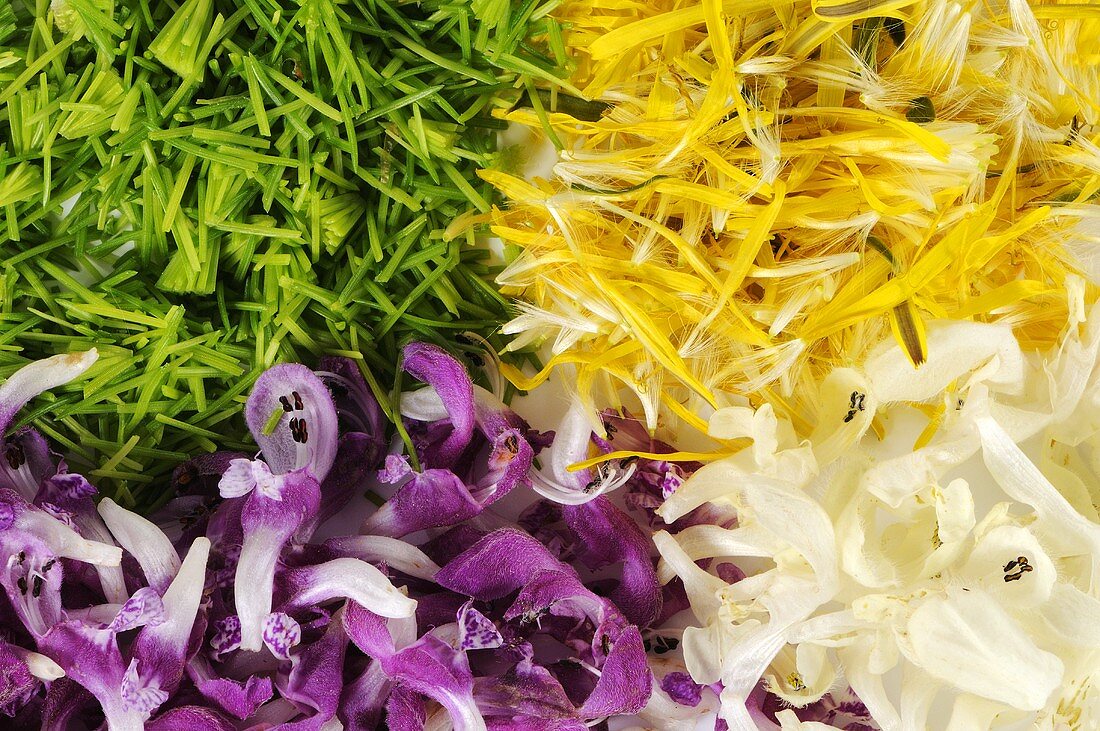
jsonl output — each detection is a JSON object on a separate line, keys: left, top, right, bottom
{"left": 457, "top": 600, "right": 503, "bottom": 651}
{"left": 0, "top": 351, "right": 98, "bottom": 436}
{"left": 278, "top": 558, "right": 417, "bottom": 618}
{"left": 382, "top": 633, "right": 485, "bottom": 731}
{"left": 401, "top": 342, "right": 476, "bottom": 468}
{"left": 435, "top": 529, "right": 568, "bottom": 601}
{"left": 3, "top": 489, "right": 122, "bottom": 567}
{"left": 216, "top": 459, "right": 260, "bottom": 499}
{"left": 578, "top": 626, "right": 652, "bottom": 718}
{"left": 209, "top": 616, "right": 242, "bottom": 661}
{"left": 235, "top": 472, "right": 320, "bottom": 651}
{"left": 244, "top": 364, "right": 338, "bottom": 480}
{"left": 324, "top": 535, "right": 441, "bottom": 581}
{"left": 98, "top": 497, "right": 181, "bottom": 593}
{"left": 41, "top": 622, "right": 145, "bottom": 731}
{"left": 132, "top": 538, "right": 211, "bottom": 696}
{"left": 262, "top": 612, "right": 302, "bottom": 661}
{"left": 145, "top": 706, "right": 236, "bottom": 731}
{"left": 361, "top": 467, "right": 482, "bottom": 538}
{"left": 120, "top": 658, "right": 169, "bottom": 717}
{"left": 107, "top": 587, "right": 166, "bottom": 633}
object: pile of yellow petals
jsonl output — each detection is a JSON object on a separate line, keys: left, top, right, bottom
{"left": 480, "top": 0, "right": 1100, "bottom": 432}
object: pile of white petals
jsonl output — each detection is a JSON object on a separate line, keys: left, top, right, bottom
{"left": 656, "top": 279, "right": 1100, "bottom": 730}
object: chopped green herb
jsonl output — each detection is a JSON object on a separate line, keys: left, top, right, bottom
{"left": 0, "top": 0, "right": 559, "bottom": 511}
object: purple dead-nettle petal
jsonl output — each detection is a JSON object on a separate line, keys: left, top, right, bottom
{"left": 278, "top": 557, "right": 417, "bottom": 618}
{"left": 209, "top": 616, "right": 242, "bottom": 661}
{"left": 193, "top": 672, "right": 273, "bottom": 720}
{"left": 361, "top": 467, "right": 481, "bottom": 538}
{"left": 324, "top": 535, "right": 441, "bottom": 582}
{"left": 578, "top": 626, "right": 652, "bottom": 718}
{"left": 36, "top": 476, "right": 128, "bottom": 605}
{"left": 562, "top": 497, "right": 661, "bottom": 627}
{"left": 503, "top": 570, "right": 608, "bottom": 630}
{"left": 2, "top": 489, "right": 122, "bottom": 567}
{"left": 0, "top": 641, "right": 38, "bottom": 717}
{"left": 435, "top": 529, "right": 568, "bottom": 601}
{"left": 120, "top": 658, "right": 169, "bottom": 717}
{"left": 43, "top": 472, "right": 96, "bottom": 502}
{"left": 479, "top": 425, "right": 535, "bottom": 500}
{"left": 343, "top": 600, "right": 419, "bottom": 661}
{"left": 218, "top": 458, "right": 285, "bottom": 500}
{"left": 36, "top": 502, "right": 74, "bottom": 528}
{"left": 131, "top": 538, "right": 211, "bottom": 698}
{"left": 340, "top": 662, "right": 392, "bottom": 731}
{"left": 0, "top": 533, "right": 63, "bottom": 639}
{"left": 235, "top": 471, "right": 320, "bottom": 652}
{"left": 382, "top": 633, "right": 485, "bottom": 731}
{"left": 377, "top": 454, "right": 413, "bottom": 485}
{"left": 107, "top": 587, "right": 166, "bottom": 633}
{"left": 278, "top": 606, "right": 348, "bottom": 728}
{"left": 385, "top": 684, "right": 428, "bottom": 731}
{"left": 458, "top": 600, "right": 503, "bottom": 651}
{"left": 316, "top": 356, "right": 386, "bottom": 460}
{"left": 244, "top": 364, "right": 338, "bottom": 480}
{"left": 98, "top": 497, "right": 180, "bottom": 594}
{"left": 2, "top": 428, "right": 56, "bottom": 501}
{"left": 660, "top": 672, "right": 704, "bottom": 708}
{"left": 528, "top": 403, "right": 636, "bottom": 505}
{"left": 401, "top": 342, "right": 476, "bottom": 468}
{"left": 657, "top": 462, "right": 687, "bottom": 498}
{"left": 41, "top": 622, "right": 146, "bottom": 731}
{"left": 314, "top": 433, "right": 379, "bottom": 529}
{"left": 0, "top": 351, "right": 98, "bottom": 436}
{"left": 279, "top": 558, "right": 420, "bottom": 615}
{"left": 472, "top": 661, "right": 582, "bottom": 729}
{"left": 262, "top": 612, "right": 301, "bottom": 661}
{"left": 145, "top": 706, "right": 236, "bottom": 731}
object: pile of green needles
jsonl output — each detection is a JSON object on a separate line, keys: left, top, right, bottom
{"left": 0, "top": 0, "right": 566, "bottom": 510}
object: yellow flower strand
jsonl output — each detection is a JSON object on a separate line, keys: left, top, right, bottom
{"left": 487, "top": 0, "right": 1100, "bottom": 430}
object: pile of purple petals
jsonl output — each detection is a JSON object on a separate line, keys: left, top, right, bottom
{"left": 0, "top": 345, "right": 877, "bottom": 730}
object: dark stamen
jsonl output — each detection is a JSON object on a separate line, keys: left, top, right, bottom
{"left": 279, "top": 395, "right": 293, "bottom": 412}
{"left": 292, "top": 391, "right": 304, "bottom": 410}
{"left": 31, "top": 575, "right": 43, "bottom": 598}
{"left": 16, "top": 576, "right": 27, "bottom": 595}
{"left": 1003, "top": 555, "right": 1034, "bottom": 582}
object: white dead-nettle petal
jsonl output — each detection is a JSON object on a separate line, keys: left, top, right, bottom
{"left": 764, "top": 643, "right": 837, "bottom": 708}
{"left": 907, "top": 588, "right": 1063, "bottom": 711}
{"left": 659, "top": 306, "right": 1100, "bottom": 730}
{"left": 956, "top": 524, "right": 1056, "bottom": 608}
{"left": 864, "top": 320, "right": 1023, "bottom": 404}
